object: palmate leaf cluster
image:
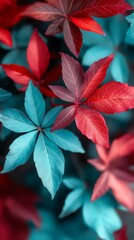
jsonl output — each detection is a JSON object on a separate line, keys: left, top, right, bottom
{"left": 0, "top": 0, "right": 134, "bottom": 240}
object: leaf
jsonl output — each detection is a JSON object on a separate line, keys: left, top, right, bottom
{"left": 75, "top": 106, "right": 109, "bottom": 147}
{"left": 23, "top": 2, "right": 62, "bottom": 21}
{"left": 1, "top": 131, "right": 37, "bottom": 173}
{"left": 59, "top": 188, "right": 85, "bottom": 218}
{"left": 61, "top": 53, "right": 84, "bottom": 100}
{"left": 24, "top": 82, "right": 46, "bottom": 126}
{"left": 111, "top": 53, "right": 129, "bottom": 83}
{"left": 49, "top": 85, "right": 75, "bottom": 102}
{"left": 63, "top": 20, "right": 82, "bottom": 57}
{"left": 80, "top": 55, "right": 113, "bottom": 99}
{"left": 51, "top": 106, "right": 76, "bottom": 131}
{"left": 125, "top": 13, "right": 134, "bottom": 45}
{"left": 70, "top": 16, "right": 104, "bottom": 35}
{"left": 0, "top": 88, "right": 12, "bottom": 102}
{"left": 82, "top": 196, "right": 122, "bottom": 240}
{"left": 63, "top": 177, "right": 84, "bottom": 189}
{"left": 1, "top": 64, "right": 34, "bottom": 85}
{"left": 0, "top": 109, "right": 36, "bottom": 132}
{"left": 45, "top": 128, "right": 85, "bottom": 153}
{"left": 41, "top": 106, "right": 63, "bottom": 128}
{"left": 27, "top": 29, "right": 50, "bottom": 80}
{"left": 0, "top": 27, "right": 12, "bottom": 47}
{"left": 34, "top": 133, "right": 65, "bottom": 198}
{"left": 87, "top": 81, "right": 134, "bottom": 114}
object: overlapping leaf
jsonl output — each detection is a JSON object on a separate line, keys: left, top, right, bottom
{"left": 60, "top": 177, "right": 122, "bottom": 240}
{"left": 0, "top": 82, "right": 84, "bottom": 198}
{"left": 22, "top": 0, "right": 131, "bottom": 56}
{"left": 1, "top": 30, "right": 61, "bottom": 97}
{"left": 50, "top": 53, "right": 134, "bottom": 147}
{"left": 88, "top": 133, "right": 134, "bottom": 212}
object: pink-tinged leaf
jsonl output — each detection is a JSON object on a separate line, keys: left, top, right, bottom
{"left": 91, "top": 172, "right": 110, "bottom": 201}
{"left": 75, "top": 106, "right": 109, "bottom": 147}
{"left": 45, "top": 17, "right": 64, "bottom": 35}
{"left": 46, "top": 0, "right": 67, "bottom": 14}
{"left": 22, "top": 2, "right": 62, "bottom": 21}
{"left": 51, "top": 105, "right": 76, "bottom": 131}
{"left": 72, "top": 0, "right": 132, "bottom": 18}
{"left": 109, "top": 134, "right": 134, "bottom": 161}
{"left": 49, "top": 85, "right": 75, "bottom": 102}
{"left": 80, "top": 55, "right": 113, "bottom": 99}
{"left": 63, "top": 19, "right": 82, "bottom": 57}
{"left": 27, "top": 29, "right": 50, "bottom": 80}
{"left": 114, "top": 226, "right": 128, "bottom": 240}
{"left": 87, "top": 82, "right": 134, "bottom": 114}
{"left": 96, "top": 144, "right": 108, "bottom": 163}
{"left": 88, "top": 158, "right": 106, "bottom": 171}
{"left": 0, "top": 28, "right": 12, "bottom": 47}
{"left": 113, "top": 169, "right": 134, "bottom": 183}
{"left": 1, "top": 64, "right": 34, "bottom": 85}
{"left": 61, "top": 53, "right": 84, "bottom": 100}
{"left": 110, "top": 176, "right": 134, "bottom": 212}
{"left": 70, "top": 16, "right": 104, "bottom": 35}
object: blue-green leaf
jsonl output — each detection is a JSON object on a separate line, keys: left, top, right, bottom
{"left": 111, "top": 52, "right": 129, "bottom": 83}
{"left": 82, "top": 196, "right": 122, "bottom": 240}
{"left": 125, "top": 13, "right": 134, "bottom": 45}
{"left": 63, "top": 178, "right": 84, "bottom": 189}
{"left": 34, "top": 133, "right": 65, "bottom": 198}
{"left": 1, "top": 131, "right": 37, "bottom": 173}
{"left": 0, "top": 89, "right": 12, "bottom": 103}
{"left": 82, "top": 46, "right": 113, "bottom": 66}
{"left": 25, "top": 82, "right": 46, "bottom": 126}
{"left": 41, "top": 106, "right": 63, "bottom": 128}
{"left": 59, "top": 188, "right": 85, "bottom": 218}
{"left": 45, "top": 128, "right": 85, "bottom": 153}
{"left": 0, "top": 109, "right": 36, "bottom": 132}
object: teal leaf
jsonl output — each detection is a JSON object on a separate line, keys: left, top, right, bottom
{"left": 1, "top": 131, "right": 37, "bottom": 173}
{"left": 0, "top": 109, "right": 36, "bottom": 132}
{"left": 25, "top": 82, "right": 46, "bottom": 126}
{"left": 82, "top": 46, "right": 113, "bottom": 66}
{"left": 111, "top": 52, "right": 129, "bottom": 83}
{"left": 125, "top": 13, "right": 134, "bottom": 45}
{"left": 59, "top": 188, "right": 85, "bottom": 218}
{"left": 34, "top": 133, "right": 65, "bottom": 198}
{"left": 41, "top": 106, "right": 63, "bottom": 128}
{"left": 63, "top": 178, "right": 84, "bottom": 189}
{"left": 0, "top": 89, "right": 12, "bottom": 103}
{"left": 45, "top": 128, "right": 85, "bottom": 153}
{"left": 82, "top": 196, "right": 122, "bottom": 240}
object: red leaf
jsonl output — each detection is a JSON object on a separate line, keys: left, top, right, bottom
{"left": 0, "top": 28, "right": 12, "bottom": 47}
{"left": 80, "top": 55, "right": 113, "bottom": 99}
{"left": 71, "top": 0, "right": 132, "bottom": 18}
{"left": 114, "top": 226, "right": 128, "bottom": 240}
{"left": 70, "top": 16, "right": 104, "bottom": 35}
{"left": 61, "top": 53, "right": 84, "bottom": 99}
{"left": 22, "top": 2, "right": 62, "bottom": 21}
{"left": 75, "top": 106, "right": 109, "bottom": 147}
{"left": 1, "top": 64, "right": 34, "bottom": 85}
{"left": 111, "top": 176, "right": 134, "bottom": 212}
{"left": 49, "top": 85, "right": 75, "bottom": 102}
{"left": 87, "top": 81, "right": 134, "bottom": 114}
{"left": 51, "top": 105, "right": 76, "bottom": 131}
{"left": 45, "top": 17, "right": 64, "bottom": 35}
{"left": 63, "top": 20, "right": 82, "bottom": 57}
{"left": 27, "top": 29, "right": 50, "bottom": 80}
{"left": 88, "top": 133, "right": 134, "bottom": 211}
{"left": 109, "top": 133, "right": 134, "bottom": 161}
{"left": 90, "top": 172, "right": 110, "bottom": 201}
